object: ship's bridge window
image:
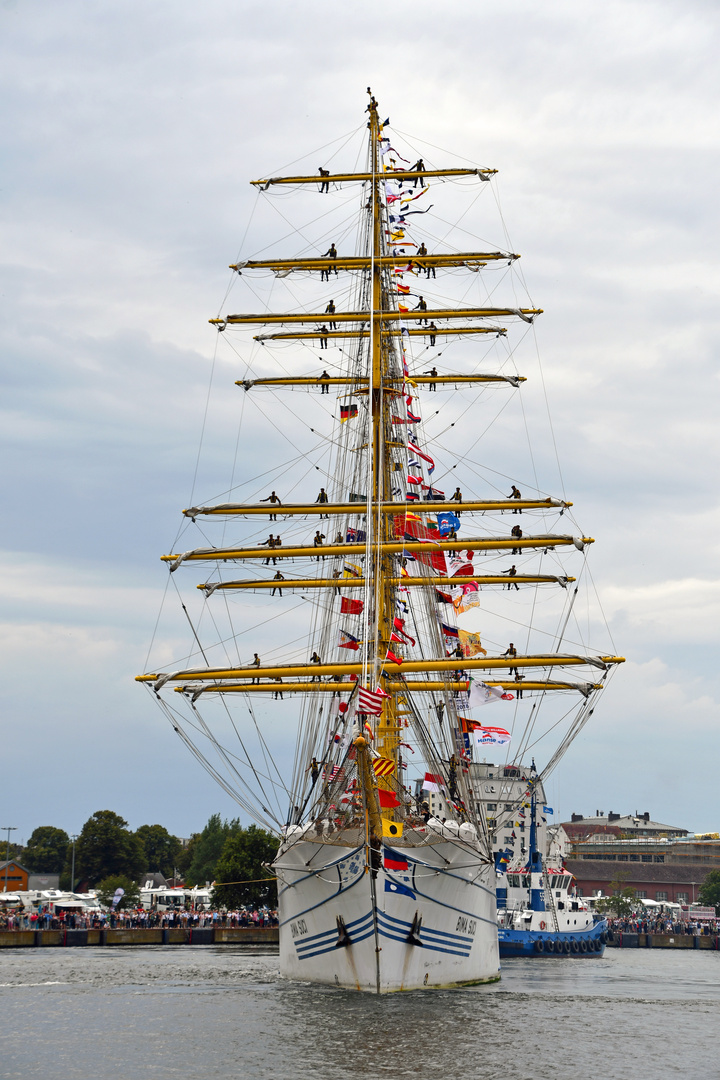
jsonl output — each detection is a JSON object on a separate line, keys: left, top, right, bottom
{"left": 522, "top": 875, "right": 530, "bottom": 888}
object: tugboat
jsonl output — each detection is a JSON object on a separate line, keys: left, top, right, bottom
{"left": 497, "top": 793, "right": 607, "bottom": 956}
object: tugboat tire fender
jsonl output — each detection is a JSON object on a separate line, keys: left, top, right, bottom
{"left": 534, "top": 939, "right": 544, "bottom": 953}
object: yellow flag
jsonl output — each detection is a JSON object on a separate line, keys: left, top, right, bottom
{"left": 458, "top": 629, "right": 487, "bottom": 657}
{"left": 382, "top": 819, "right": 404, "bottom": 839}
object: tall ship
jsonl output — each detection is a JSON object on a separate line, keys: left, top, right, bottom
{"left": 137, "top": 92, "right": 624, "bottom": 992}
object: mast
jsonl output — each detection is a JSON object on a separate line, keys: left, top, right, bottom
{"left": 137, "top": 92, "right": 625, "bottom": 838}
{"left": 366, "top": 90, "right": 399, "bottom": 827}
{"left": 528, "top": 788, "right": 545, "bottom": 913}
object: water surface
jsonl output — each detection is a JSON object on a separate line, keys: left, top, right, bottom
{"left": 2, "top": 946, "right": 718, "bottom": 1079}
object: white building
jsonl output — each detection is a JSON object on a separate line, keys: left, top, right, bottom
{"left": 422, "top": 761, "right": 551, "bottom": 863}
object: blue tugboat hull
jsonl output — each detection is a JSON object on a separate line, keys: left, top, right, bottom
{"left": 499, "top": 923, "right": 607, "bottom": 957}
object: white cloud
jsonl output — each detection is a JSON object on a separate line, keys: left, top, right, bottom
{"left": 2, "top": 0, "right": 719, "bottom": 835}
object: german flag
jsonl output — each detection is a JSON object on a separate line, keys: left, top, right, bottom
{"left": 340, "top": 403, "right": 358, "bottom": 423}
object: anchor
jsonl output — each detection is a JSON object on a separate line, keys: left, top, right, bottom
{"left": 335, "top": 915, "right": 352, "bottom": 948}
{"left": 406, "top": 911, "right": 423, "bottom": 947}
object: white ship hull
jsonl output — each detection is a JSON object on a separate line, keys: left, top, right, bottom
{"left": 274, "top": 830, "right": 499, "bottom": 992}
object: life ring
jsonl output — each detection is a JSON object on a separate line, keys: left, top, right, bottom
{"left": 539, "top": 921, "right": 546, "bottom": 930}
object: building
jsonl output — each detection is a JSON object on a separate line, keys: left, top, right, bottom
{"left": 420, "top": 761, "right": 551, "bottom": 864}
{"left": 562, "top": 811, "right": 688, "bottom": 841}
{"left": 0, "top": 861, "right": 29, "bottom": 891}
{"left": 565, "top": 835, "right": 720, "bottom": 903}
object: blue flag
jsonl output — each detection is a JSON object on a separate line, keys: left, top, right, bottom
{"left": 436, "top": 511, "right": 461, "bottom": 537}
{"left": 543, "top": 806, "right": 553, "bottom": 815}
{"left": 385, "top": 879, "right": 416, "bottom": 899}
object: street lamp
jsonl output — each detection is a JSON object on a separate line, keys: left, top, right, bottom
{"left": 1, "top": 827, "right": 17, "bottom": 892}
{"left": 70, "top": 835, "right": 78, "bottom": 893}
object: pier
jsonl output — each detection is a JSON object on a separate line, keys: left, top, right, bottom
{"left": 606, "top": 931, "right": 720, "bottom": 950}
{"left": 0, "top": 927, "right": 278, "bottom": 948}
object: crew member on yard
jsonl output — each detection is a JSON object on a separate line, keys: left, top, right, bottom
{"left": 503, "top": 642, "right": 519, "bottom": 676}
{"left": 271, "top": 571, "right": 285, "bottom": 596}
{"left": 261, "top": 491, "right": 282, "bottom": 520}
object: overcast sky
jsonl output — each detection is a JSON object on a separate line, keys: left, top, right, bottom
{"left": 2, "top": 0, "right": 720, "bottom": 844}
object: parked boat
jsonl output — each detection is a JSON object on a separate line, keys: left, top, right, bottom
{"left": 137, "top": 91, "right": 623, "bottom": 992}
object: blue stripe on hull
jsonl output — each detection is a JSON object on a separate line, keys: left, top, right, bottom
{"left": 295, "top": 913, "right": 375, "bottom": 960}
{"left": 294, "top": 898, "right": 482, "bottom": 962}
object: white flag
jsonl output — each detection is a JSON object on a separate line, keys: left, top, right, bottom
{"left": 468, "top": 679, "right": 506, "bottom": 708}
{"left": 472, "top": 725, "right": 512, "bottom": 747}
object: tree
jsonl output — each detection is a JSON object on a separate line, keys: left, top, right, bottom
{"left": 74, "top": 811, "right": 144, "bottom": 886}
{"left": 1, "top": 841, "right": 25, "bottom": 865}
{"left": 23, "top": 827, "right": 70, "bottom": 874}
{"left": 211, "top": 826, "right": 279, "bottom": 909}
{"left": 698, "top": 869, "right": 720, "bottom": 914}
{"left": 185, "top": 814, "right": 240, "bottom": 886}
{"left": 95, "top": 875, "right": 141, "bottom": 911}
{"left": 595, "top": 877, "right": 637, "bottom": 918}
{"left": 175, "top": 833, "right": 199, "bottom": 879}
{"left": 135, "top": 824, "right": 181, "bottom": 878}
{"left": 595, "top": 889, "right": 636, "bottom": 918}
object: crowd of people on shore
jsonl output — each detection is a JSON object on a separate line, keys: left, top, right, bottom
{"left": 606, "top": 915, "right": 719, "bottom": 936}
{"left": 0, "top": 907, "right": 278, "bottom": 931}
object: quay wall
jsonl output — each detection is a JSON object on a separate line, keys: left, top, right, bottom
{"left": 2, "top": 928, "right": 717, "bottom": 950}
{"left": 0, "top": 927, "right": 279, "bottom": 949}
{"left": 606, "top": 932, "right": 720, "bottom": 950}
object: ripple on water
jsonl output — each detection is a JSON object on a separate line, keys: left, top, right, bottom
{"left": 1, "top": 946, "right": 719, "bottom": 1079}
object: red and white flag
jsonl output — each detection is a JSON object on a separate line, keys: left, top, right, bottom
{"left": 422, "top": 772, "right": 445, "bottom": 792}
{"left": 358, "top": 686, "right": 385, "bottom": 715}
